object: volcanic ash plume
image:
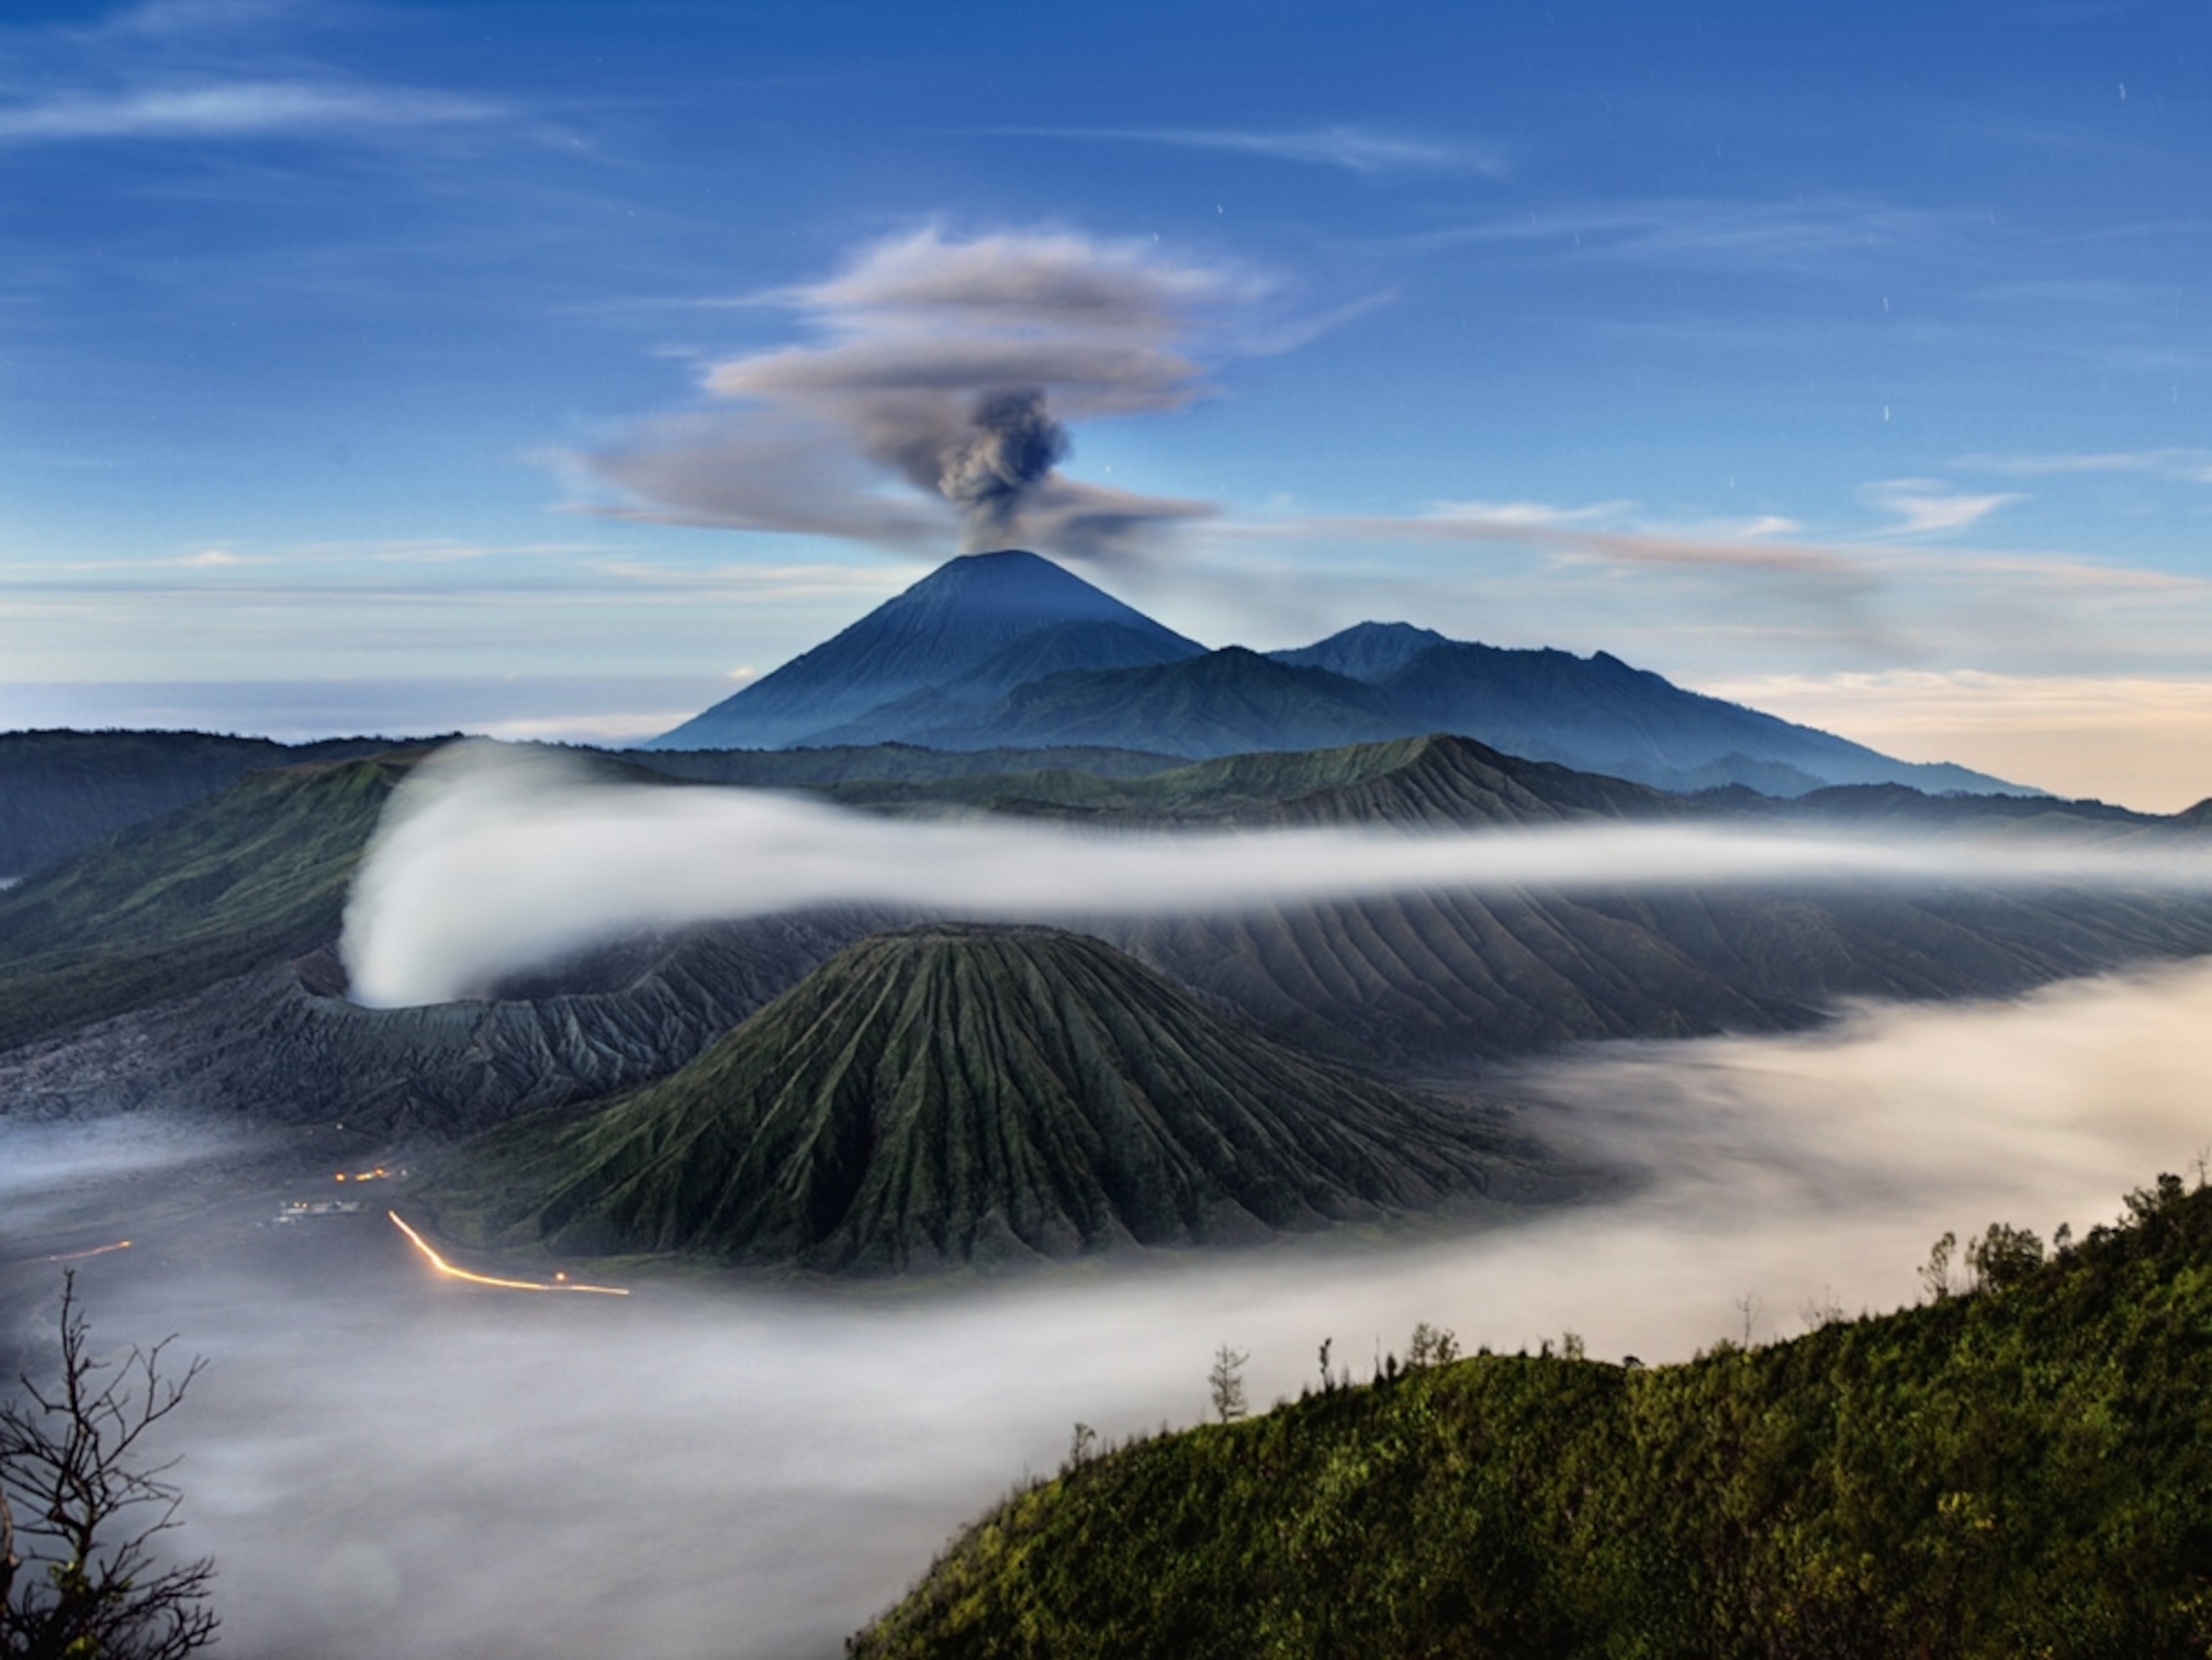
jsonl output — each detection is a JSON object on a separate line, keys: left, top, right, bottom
{"left": 585, "top": 228, "right": 1223, "bottom": 565}
{"left": 936, "top": 389, "right": 1070, "bottom": 550}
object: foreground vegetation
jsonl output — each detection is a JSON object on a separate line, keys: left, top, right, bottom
{"left": 2, "top": 1274, "right": 217, "bottom": 1660}
{"left": 853, "top": 1177, "right": 2212, "bottom": 1659}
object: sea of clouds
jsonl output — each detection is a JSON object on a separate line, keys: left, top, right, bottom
{"left": 6, "top": 956, "right": 2208, "bottom": 1658}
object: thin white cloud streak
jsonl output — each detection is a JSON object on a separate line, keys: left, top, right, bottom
{"left": 581, "top": 559, "right": 915, "bottom": 603}
{"left": 339, "top": 742, "right": 2212, "bottom": 1009}
{"left": 1954, "top": 446, "right": 2212, "bottom": 483}
{"left": 0, "top": 0, "right": 508, "bottom": 149}
{"left": 0, "top": 679, "right": 741, "bottom": 752}
{"left": 0, "top": 81, "right": 501, "bottom": 142}
{"left": 1005, "top": 123, "right": 1507, "bottom": 177}
{"left": 1390, "top": 197, "right": 1964, "bottom": 271}
{"left": 1216, "top": 503, "right": 1877, "bottom": 588}
{"left": 1861, "top": 477, "right": 2026, "bottom": 536}
{"left": 0, "top": 551, "right": 914, "bottom": 605}
{"left": 1204, "top": 497, "right": 2208, "bottom": 629}
{"left": 11, "top": 960, "right": 2212, "bottom": 1659}
{"left": 66, "top": 0, "right": 297, "bottom": 46}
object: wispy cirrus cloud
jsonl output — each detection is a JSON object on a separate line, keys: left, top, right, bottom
{"left": 84, "top": 0, "right": 298, "bottom": 41}
{"left": 1182, "top": 492, "right": 2211, "bottom": 686}
{"left": 1002, "top": 123, "right": 1507, "bottom": 178}
{"left": 1241, "top": 499, "right": 1865, "bottom": 582}
{"left": 1861, "top": 478, "right": 2025, "bottom": 536}
{"left": 0, "top": 80, "right": 500, "bottom": 143}
{"left": 0, "top": 538, "right": 623, "bottom": 579}
{"left": 1, "top": 546, "right": 273, "bottom": 576}
{"left": 1395, "top": 197, "right": 1964, "bottom": 272}
{"left": 1234, "top": 495, "right": 2196, "bottom": 610}
{"left": 585, "top": 559, "right": 916, "bottom": 605}
{"left": 1178, "top": 498, "right": 1894, "bottom": 661}
{"left": 1954, "top": 447, "right": 2212, "bottom": 484}
{"left": 0, "top": 0, "right": 507, "bottom": 148}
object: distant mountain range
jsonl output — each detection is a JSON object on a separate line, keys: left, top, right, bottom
{"left": 651, "top": 549, "right": 2026, "bottom": 798}
{"left": 5, "top": 734, "right": 2203, "bottom": 1140}
{"left": 3, "top": 558, "right": 2206, "bottom": 1284}
{"left": 0, "top": 551, "right": 2062, "bottom": 881}
{"left": 6, "top": 731, "right": 2211, "bottom": 1271}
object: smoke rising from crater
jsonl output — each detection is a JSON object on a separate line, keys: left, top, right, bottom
{"left": 588, "top": 229, "right": 1228, "bottom": 567}
{"left": 933, "top": 389, "right": 1069, "bottom": 550}
{"left": 339, "top": 741, "right": 2212, "bottom": 1009}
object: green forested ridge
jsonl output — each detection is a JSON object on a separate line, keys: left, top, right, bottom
{"left": 619, "top": 739, "right": 1181, "bottom": 788}
{"left": 0, "top": 729, "right": 1188, "bottom": 875}
{"left": 423, "top": 925, "right": 1524, "bottom": 1271}
{"left": 808, "top": 732, "right": 1682, "bottom": 828}
{"left": 853, "top": 1176, "right": 2212, "bottom": 1659}
{"left": 7, "top": 729, "right": 2211, "bottom": 1105}
{"left": 0, "top": 728, "right": 405, "bottom": 878}
{"left": 0, "top": 754, "right": 411, "bottom": 1050}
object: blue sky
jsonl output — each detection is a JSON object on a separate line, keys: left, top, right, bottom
{"left": 3, "top": 0, "right": 2209, "bottom": 805}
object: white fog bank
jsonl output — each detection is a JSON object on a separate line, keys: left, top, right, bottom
{"left": 6, "top": 960, "right": 2210, "bottom": 1659}
{"left": 340, "top": 741, "right": 2212, "bottom": 1006}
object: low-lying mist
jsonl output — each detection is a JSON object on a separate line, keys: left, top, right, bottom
{"left": 0, "top": 1114, "right": 264, "bottom": 1239}
{"left": 342, "top": 742, "right": 2212, "bottom": 1006}
{"left": 6, "top": 958, "right": 2209, "bottom": 1659}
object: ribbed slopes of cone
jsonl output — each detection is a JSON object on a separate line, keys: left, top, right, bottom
{"left": 448, "top": 924, "right": 1509, "bottom": 1272}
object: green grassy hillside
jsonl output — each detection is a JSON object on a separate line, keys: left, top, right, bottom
{"left": 854, "top": 1175, "right": 2212, "bottom": 1659}
{"left": 0, "top": 728, "right": 405, "bottom": 878}
{"left": 425, "top": 925, "right": 1521, "bottom": 1271}
{"left": 0, "top": 754, "right": 411, "bottom": 1050}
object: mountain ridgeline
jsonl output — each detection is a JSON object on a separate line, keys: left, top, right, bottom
{"left": 0, "top": 728, "right": 410, "bottom": 880}
{"left": 647, "top": 549, "right": 2026, "bottom": 798}
{"left": 423, "top": 926, "right": 1523, "bottom": 1272}
{"left": 4, "top": 731, "right": 2209, "bottom": 1150}
{"left": 0, "top": 752, "right": 411, "bottom": 1053}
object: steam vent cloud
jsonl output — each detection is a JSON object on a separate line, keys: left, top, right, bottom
{"left": 338, "top": 744, "right": 2212, "bottom": 1008}
{"left": 589, "top": 228, "right": 1228, "bottom": 565}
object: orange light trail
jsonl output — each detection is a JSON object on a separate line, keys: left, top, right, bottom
{"left": 33, "top": 1240, "right": 132, "bottom": 1263}
{"left": 386, "top": 1212, "right": 628, "bottom": 1296}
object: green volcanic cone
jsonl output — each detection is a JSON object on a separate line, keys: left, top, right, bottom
{"left": 439, "top": 924, "right": 1514, "bottom": 1273}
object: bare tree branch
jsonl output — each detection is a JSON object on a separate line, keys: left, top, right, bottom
{"left": 1, "top": 1271, "right": 217, "bottom": 1660}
